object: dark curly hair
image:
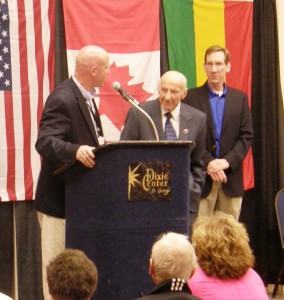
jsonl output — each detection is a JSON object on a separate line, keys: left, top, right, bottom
{"left": 47, "top": 249, "right": 98, "bottom": 300}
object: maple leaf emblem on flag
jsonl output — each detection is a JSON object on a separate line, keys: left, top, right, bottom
{"left": 97, "top": 62, "right": 153, "bottom": 132}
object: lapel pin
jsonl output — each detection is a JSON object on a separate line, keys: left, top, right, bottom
{"left": 183, "top": 128, "right": 188, "bottom": 134}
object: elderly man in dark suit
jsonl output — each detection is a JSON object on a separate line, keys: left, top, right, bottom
{"left": 120, "top": 70, "right": 206, "bottom": 233}
{"left": 35, "top": 45, "right": 110, "bottom": 299}
{"left": 184, "top": 45, "right": 253, "bottom": 221}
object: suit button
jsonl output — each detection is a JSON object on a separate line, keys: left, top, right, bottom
{"left": 212, "top": 145, "right": 216, "bottom": 149}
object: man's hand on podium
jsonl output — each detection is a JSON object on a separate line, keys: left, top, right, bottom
{"left": 76, "top": 145, "right": 96, "bottom": 168}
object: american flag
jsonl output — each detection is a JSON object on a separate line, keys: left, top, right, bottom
{"left": 0, "top": 0, "right": 55, "bottom": 201}
{"left": 0, "top": 1, "right": 11, "bottom": 91}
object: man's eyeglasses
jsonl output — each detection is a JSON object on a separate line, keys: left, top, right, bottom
{"left": 205, "top": 62, "right": 226, "bottom": 70}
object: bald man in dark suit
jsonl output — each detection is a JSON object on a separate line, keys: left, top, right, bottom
{"left": 35, "top": 45, "right": 110, "bottom": 299}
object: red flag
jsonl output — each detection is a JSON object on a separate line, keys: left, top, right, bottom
{"left": 0, "top": 0, "right": 55, "bottom": 201}
{"left": 225, "top": 1, "right": 254, "bottom": 190}
{"left": 62, "top": 0, "right": 160, "bottom": 141}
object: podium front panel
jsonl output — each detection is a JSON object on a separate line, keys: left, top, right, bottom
{"left": 65, "top": 142, "right": 191, "bottom": 300}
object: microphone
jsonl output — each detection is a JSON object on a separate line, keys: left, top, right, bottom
{"left": 112, "top": 81, "right": 159, "bottom": 141}
{"left": 112, "top": 81, "right": 140, "bottom": 105}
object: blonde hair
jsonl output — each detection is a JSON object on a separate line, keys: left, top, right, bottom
{"left": 192, "top": 212, "right": 255, "bottom": 279}
{"left": 151, "top": 232, "right": 196, "bottom": 283}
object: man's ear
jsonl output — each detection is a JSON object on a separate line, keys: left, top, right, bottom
{"left": 226, "top": 62, "right": 231, "bottom": 73}
{"left": 189, "top": 264, "right": 197, "bottom": 279}
{"left": 181, "top": 88, "right": 188, "bottom": 100}
{"left": 149, "top": 258, "right": 154, "bottom": 276}
{"left": 149, "top": 258, "right": 158, "bottom": 284}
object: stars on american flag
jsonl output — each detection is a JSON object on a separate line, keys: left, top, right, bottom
{"left": 0, "top": 0, "right": 11, "bottom": 90}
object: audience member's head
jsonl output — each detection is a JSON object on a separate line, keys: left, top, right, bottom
{"left": 192, "top": 211, "right": 255, "bottom": 279}
{"left": 0, "top": 292, "right": 12, "bottom": 300}
{"left": 47, "top": 249, "right": 98, "bottom": 300}
{"left": 149, "top": 232, "right": 196, "bottom": 284}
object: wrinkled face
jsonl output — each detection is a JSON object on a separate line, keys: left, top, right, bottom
{"left": 158, "top": 75, "right": 187, "bottom": 112}
{"left": 204, "top": 51, "right": 231, "bottom": 86}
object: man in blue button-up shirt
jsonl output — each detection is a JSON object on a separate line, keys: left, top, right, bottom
{"left": 184, "top": 45, "right": 253, "bottom": 220}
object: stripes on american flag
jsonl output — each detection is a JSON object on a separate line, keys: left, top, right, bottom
{"left": 0, "top": 0, "right": 55, "bottom": 201}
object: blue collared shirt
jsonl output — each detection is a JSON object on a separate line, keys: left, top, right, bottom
{"left": 207, "top": 84, "right": 227, "bottom": 157}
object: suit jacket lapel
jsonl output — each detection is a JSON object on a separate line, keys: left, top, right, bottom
{"left": 221, "top": 87, "right": 233, "bottom": 132}
{"left": 69, "top": 78, "right": 99, "bottom": 144}
{"left": 198, "top": 84, "right": 215, "bottom": 141}
{"left": 148, "top": 99, "right": 164, "bottom": 140}
{"left": 179, "top": 104, "right": 191, "bottom": 140}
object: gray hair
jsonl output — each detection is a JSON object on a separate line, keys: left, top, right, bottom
{"left": 151, "top": 232, "right": 196, "bottom": 283}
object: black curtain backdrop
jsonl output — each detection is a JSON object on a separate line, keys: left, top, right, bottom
{"left": 247, "top": 0, "right": 284, "bottom": 284}
{"left": 55, "top": 0, "right": 68, "bottom": 86}
{"left": 0, "top": 202, "right": 42, "bottom": 300}
{"left": 0, "top": 1, "right": 283, "bottom": 299}
{"left": 15, "top": 202, "right": 42, "bottom": 299}
{"left": 0, "top": 203, "right": 13, "bottom": 298}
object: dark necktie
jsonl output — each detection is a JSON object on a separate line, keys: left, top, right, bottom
{"left": 87, "top": 98, "right": 104, "bottom": 138}
{"left": 164, "top": 112, "right": 177, "bottom": 140}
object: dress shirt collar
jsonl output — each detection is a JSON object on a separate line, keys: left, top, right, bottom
{"left": 207, "top": 82, "right": 227, "bottom": 97}
{"left": 72, "top": 75, "right": 95, "bottom": 101}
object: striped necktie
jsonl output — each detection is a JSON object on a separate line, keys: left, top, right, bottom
{"left": 164, "top": 112, "right": 177, "bottom": 140}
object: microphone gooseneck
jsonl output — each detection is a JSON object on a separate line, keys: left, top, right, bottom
{"left": 112, "top": 81, "right": 159, "bottom": 141}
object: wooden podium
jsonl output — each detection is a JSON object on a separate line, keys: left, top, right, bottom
{"left": 65, "top": 141, "right": 194, "bottom": 300}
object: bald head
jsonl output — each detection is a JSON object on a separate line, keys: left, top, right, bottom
{"left": 74, "top": 45, "right": 110, "bottom": 91}
{"left": 158, "top": 71, "right": 188, "bottom": 112}
{"left": 76, "top": 46, "right": 108, "bottom": 68}
{"left": 159, "top": 71, "right": 187, "bottom": 90}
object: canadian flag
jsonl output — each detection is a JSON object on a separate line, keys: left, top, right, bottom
{"left": 62, "top": 0, "right": 160, "bottom": 141}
